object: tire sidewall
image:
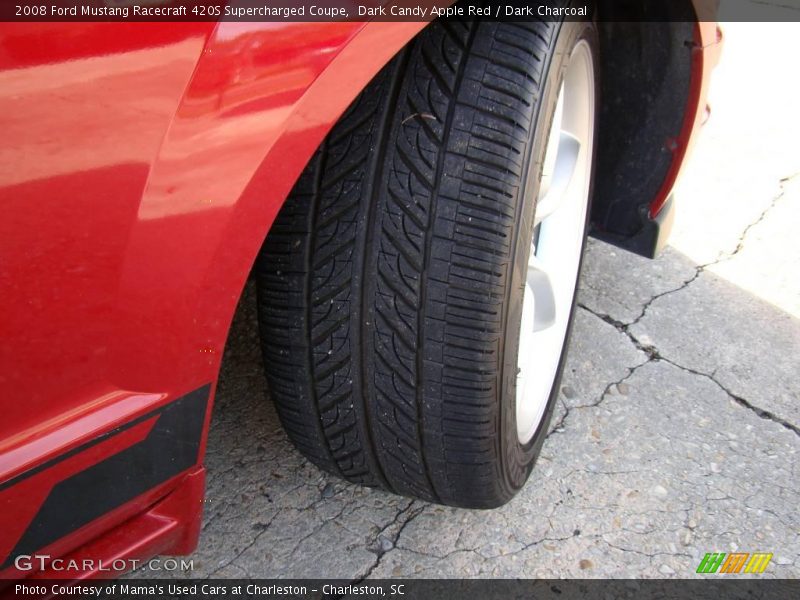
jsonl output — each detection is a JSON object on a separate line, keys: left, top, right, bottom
{"left": 499, "top": 18, "right": 601, "bottom": 496}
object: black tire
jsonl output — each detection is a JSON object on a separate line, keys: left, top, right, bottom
{"left": 256, "top": 16, "right": 598, "bottom": 508}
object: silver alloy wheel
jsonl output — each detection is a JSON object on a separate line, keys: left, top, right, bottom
{"left": 516, "top": 40, "right": 595, "bottom": 444}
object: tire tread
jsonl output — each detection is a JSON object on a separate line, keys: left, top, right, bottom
{"left": 257, "top": 18, "right": 561, "bottom": 507}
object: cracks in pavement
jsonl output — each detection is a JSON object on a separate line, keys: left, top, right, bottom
{"left": 566, "top": 172, "right": 800, "bottom": 437}
{"left": 351, "top": 500, "right": 426, "bottom": 582}
{"left": 628, "top": 268, "right": 702, "bottom": 329}
{"left": 201, "top": 480, "right": 348, "bottom": 579}
{"left": 204, "top": 510, "right": 280, "bottom": 579}
{"left": 549, "top": 303, "right": 653, "bottom": 434}
{"left": 657, "top": 355, "right": 800, "bottom": 438}
{"left": 549, "top": 398, "right": 570, "bottom": 432}
{"left": 728, "top": 171, "right": 798, "bottom": 258}
{"left": 550, "top": 354, "right": 649, "bottom": 436}
{"left": 509, "top": 527, "right": 583, "bottom": 557}
{"left": 577, "top": 303, "right": 656, "bottom": 359}
{"left": 577, "top": 302, "right": 800, "bottom": 438}
{"left": 600, "top": 538, "right": 693, "bottom": 563}
{"left": 628, "top": 171, "right": 798, "bottom": 328}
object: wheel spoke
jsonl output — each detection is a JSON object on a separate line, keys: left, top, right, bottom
{"left": 535, "top": 132, "right": 581, "bottom": 225}
{"left": 527, "top": 251, "right": 556, "bottom": 332}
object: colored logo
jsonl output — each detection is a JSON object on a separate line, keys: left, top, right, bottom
{"left": 696, "top": 552, "right": 773, "bottom": 574}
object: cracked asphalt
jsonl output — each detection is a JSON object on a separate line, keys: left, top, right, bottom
{"left": 134, "top": 23, "right": 800, "bottom": 579}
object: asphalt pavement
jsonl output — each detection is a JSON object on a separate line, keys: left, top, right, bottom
{"left": 134, "top": 22, "right": 800, "bottom": 579}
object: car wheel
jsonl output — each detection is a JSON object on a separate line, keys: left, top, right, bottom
{"left": 256, "top": 16, "right": 598, "bottom": 508}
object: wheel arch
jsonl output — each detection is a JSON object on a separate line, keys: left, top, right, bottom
{"left": 589, "top": 0, "right": 720, "bottom": 257}
{"left": 114, "top": 21, "right": 429, "bottom": 394}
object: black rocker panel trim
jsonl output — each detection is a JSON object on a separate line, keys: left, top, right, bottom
{"left": 1, "top": 384, "right": 210, "bottom": 569}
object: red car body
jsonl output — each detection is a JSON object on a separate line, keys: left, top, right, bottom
{"left": 0, "top": 10, "right": 722, "bottom": 581}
